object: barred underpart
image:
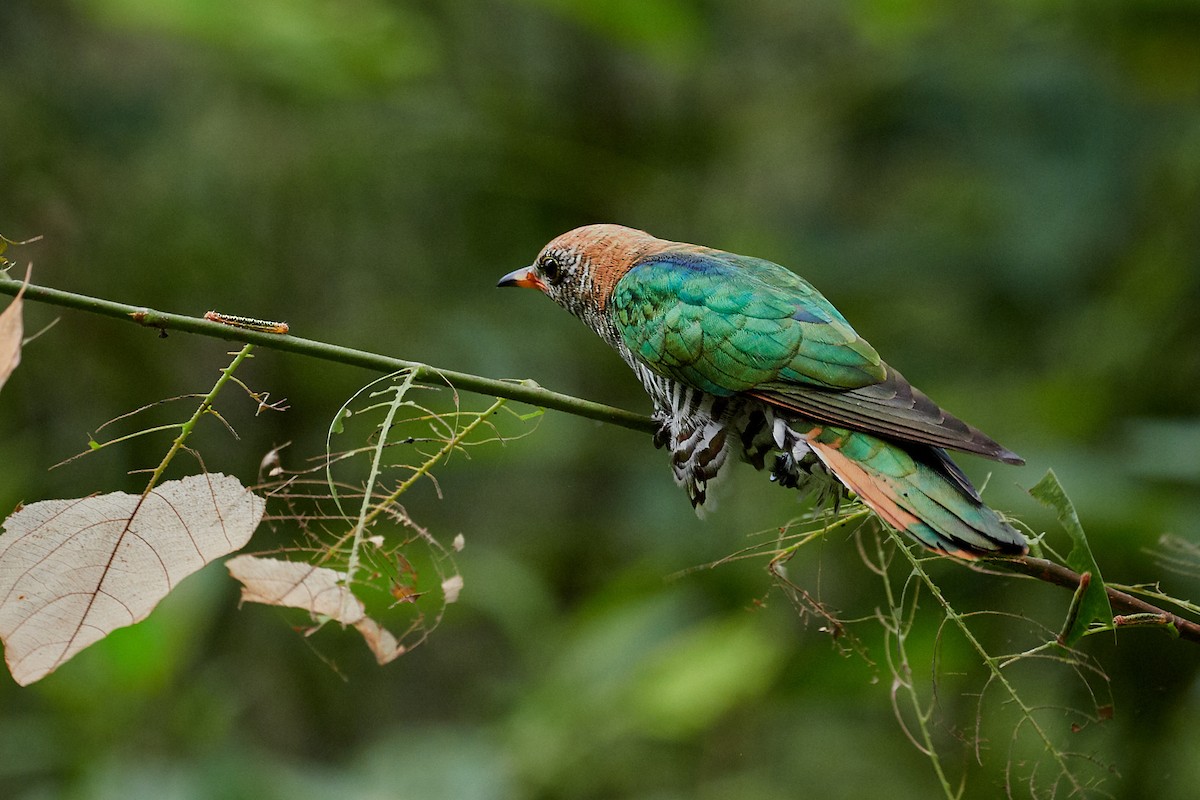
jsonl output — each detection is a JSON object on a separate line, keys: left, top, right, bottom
{"left": 577, "top": 295, "right": 838, "bottom": 508}
{"left": 631, "top": 361, "right": 838, "bottom": 509}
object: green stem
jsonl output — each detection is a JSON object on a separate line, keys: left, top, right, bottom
{"left": 894, "top": 534, "right": 1085, "bottom": 795}
{"left": 144, "top": 344, "right": 255, "bottom": 493}
{"left": 340, "top": 371, "right": 419, "bottom": 620}
{"left": 873, "top": 534, "right": 960, "bottom": 800}
{"left": 363, "top": 397, "right": 507, "bottom": 531}
{"left": 0, "top": 278, "right": 656, "bottom": 435}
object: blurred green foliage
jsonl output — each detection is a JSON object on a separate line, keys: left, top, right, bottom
{"left": 2, "top": 0, "right": 1199, "bottom": 797}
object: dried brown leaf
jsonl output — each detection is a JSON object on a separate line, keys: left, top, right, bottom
{"left": 225, "top": 555, "right": 406, "bottom": 664}
{"left": 353, "top": 616, "right": 404, "bottom": 664}
{"left": 0, "top": 271, "right": 27, "bottom": 391}
{"left": 0, "top": 474, "right": 265, "bottom": 685}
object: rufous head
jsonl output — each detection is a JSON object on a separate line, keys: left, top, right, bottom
{"left": 498, "top": 224, "right": 674, "bottom": 316}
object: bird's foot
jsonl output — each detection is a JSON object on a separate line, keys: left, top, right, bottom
{"left": 770, "top": 453, "right": 803, "bottom": 488}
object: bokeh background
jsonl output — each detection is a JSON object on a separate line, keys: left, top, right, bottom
{"left": 2, "top": 1, "right": 1200, "bottom": 798}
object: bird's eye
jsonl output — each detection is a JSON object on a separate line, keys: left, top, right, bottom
{"left": 541, "top": 254, "right": 564, "bottom": 285}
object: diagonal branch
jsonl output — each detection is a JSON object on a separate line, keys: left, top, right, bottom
{"left": 4, "top": 277, "right": 1197, "bottom": 645}
{"left": 0, "top": 278, "right": 656, "bottom": 435}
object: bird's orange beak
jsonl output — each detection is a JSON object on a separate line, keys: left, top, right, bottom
{"left": 497, "top": 266, "right": 546, "bottom": 292}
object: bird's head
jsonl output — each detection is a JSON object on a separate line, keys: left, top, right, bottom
{"left": 498, "top": 224, "right": 670, "bottom": 319}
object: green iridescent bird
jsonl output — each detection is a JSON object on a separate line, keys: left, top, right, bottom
{"left": 499, "top": 224, "right": 1026, "bottom": 559}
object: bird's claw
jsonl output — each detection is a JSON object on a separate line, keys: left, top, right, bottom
{"left": 771, "top": 453, "right": 802, "bottom": 488}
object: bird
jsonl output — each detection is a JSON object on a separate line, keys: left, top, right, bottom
{"left": 498, "top": 224, "right": 1027, "bottom": 559}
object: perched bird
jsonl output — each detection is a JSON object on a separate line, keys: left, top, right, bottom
{"left": 498, "top": 224, "right": 1026, "bottom": 559}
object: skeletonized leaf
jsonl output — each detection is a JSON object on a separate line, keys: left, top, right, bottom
{"left": 0, "top": 474, "right": 265, "bottom": 685}
{"left": 0, "top": 274, "right": 26, "bottom": 391}
{"left": 225, "top": 555, "right": 406, "bottom": 664}
{"left": 441, "top": 574, "right": 464, "bottom": 604}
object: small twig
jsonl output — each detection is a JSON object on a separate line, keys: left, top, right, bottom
{"left": 894, "top": 534, "right": 1091, "bottom": 796}
{"left": 142, "top": 344, "right": 255, "bottom": 493}
{"left": 987, "top": 556, "right": 1200, "bottom": 644}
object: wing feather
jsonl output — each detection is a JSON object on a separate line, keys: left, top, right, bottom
{"left": 610, "top": 248, "right": 1023, "bottom": 465}
{"left": 612, "top": 250, "right": 886, "bottom": 395}
{"left": 749, "top": 366, "right": 1024, "bottom": 464}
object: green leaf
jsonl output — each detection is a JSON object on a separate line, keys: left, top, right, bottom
{"left": 1029, "top": 469, "right": 1113, "bottom": 644}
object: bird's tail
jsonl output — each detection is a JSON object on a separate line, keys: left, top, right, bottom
{"left": 801, "top": 425, "right": 1027, "bottom": 559}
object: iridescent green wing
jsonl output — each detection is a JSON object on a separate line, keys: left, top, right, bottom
{"left": 610, "top": 249, "right": 886, "bottom": 397}
{"left": 611, "top": 248, "right": 1023, "bottom": 465}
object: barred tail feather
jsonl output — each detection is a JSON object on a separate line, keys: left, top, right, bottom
{"left": 804, "top": 427, "right": 1027, "bottom": 559}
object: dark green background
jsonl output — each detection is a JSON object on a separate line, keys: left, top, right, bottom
{"left": 2, "top": 1, "right": 1199, "bottom": 797}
